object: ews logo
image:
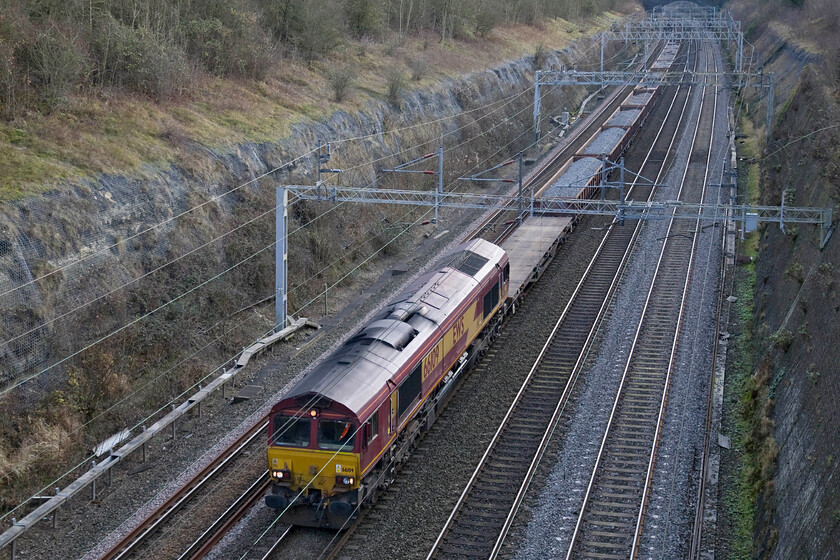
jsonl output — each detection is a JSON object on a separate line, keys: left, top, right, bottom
{"left": 423, "top": 345, "right": 442, "bottom": 381}
{"left": 450, "top": 316, "right": 466, "bottom": 344}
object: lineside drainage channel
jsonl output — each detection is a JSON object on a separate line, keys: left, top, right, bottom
{"left": 0, "top": 317, "right": 316, "bottom": 558}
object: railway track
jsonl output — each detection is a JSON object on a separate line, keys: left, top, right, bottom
{"left": 94, "top": 79, "right": 641, "bottom": 560}
{"left": 100, "top": 419, "right": 269, "bottom": 560}
{"left": 424, "top": 42, "right": 704, "bottom": 560}
{"left": 565, "top": 42, "right": 720, "bottom": 559}
{"left": 176, "top": 473, "right": 271, "bottom": 560}
{"left": 245, "top": 525, "right": 295, "bottom": 560}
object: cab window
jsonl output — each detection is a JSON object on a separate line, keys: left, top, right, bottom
{"left": 272, "top": 415, "right": 310, "bottom": 447}
{"left": 483, "top": 280, "right": 500, "bottom": 319}
{"left": 365, "top": 412, "right": 379, "bottom": 444}
{"left": 319, "top": 420, "right": 356, "bottom": 451}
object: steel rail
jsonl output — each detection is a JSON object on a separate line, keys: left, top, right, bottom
{"left": 100, "top": 40, "right": 672, "bottom": 560}
{"left": 633, "top": 45, "right": 719, "bottom": 560}
{"left": 426, "top": 40, "right": 699, "bottom": 560}
{"left": 660, "top": 47, "right": 728, "bottom": 560}
{"left": 99, "top": 420, "right": 269, "bottom": 560}
{"left": 565, "top": 40, "right": 720, "bottom": 560}
{"left": 488, "top": 42, "right": 703, "bottom": 560}
{"left": 321, "top": 506, "right": 369, "bottom": 560}
{"left": 689, "top": 79, "right": 733, "bottom": 554}
{"left": 116, "top": 78, "right": 634, "bottom": 560}
{"left": 257, "top": 525, "right": 293, "bottom": 560}
{"left": 689, "top": 140, "right": 730, "bottom": 560}
{"left": 426, "top": 199, "right": 626, "bottom": 560}
{"left": 323, "top": 74, "right": 657, "bottom": 560}
{"left": 177, "top": 473, "right": 271, "bottom": 560}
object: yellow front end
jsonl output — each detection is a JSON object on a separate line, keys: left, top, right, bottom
{"left": 268, "top": 446, "right": 360, "bottom": 495}
{"left": 266, "top": 445, "right": 362, "bottom": 528}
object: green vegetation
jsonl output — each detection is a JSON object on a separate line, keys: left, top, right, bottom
{"left": 784, "top": 262, "right": 804, "bottom": 283}
{"left": 726, "top": 228, "right": 759, "bottom": 559}
{"left": 723, "top": 1, "right": 840, "bottom": 556}
{"left": 724, "top": 106, "right": 785, "bottom": 558}
{"left": 769, "top": 328, "right": 794, "bottom": 350}
{"left": 724, "top": 210, "right": 771, "bottom": 559}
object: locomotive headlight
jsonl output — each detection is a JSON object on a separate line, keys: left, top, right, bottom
{"left": 272, "top": 470, "right": 292, "bottom": 481}
{"left": 335, "top": 476, "right": 354, "bottom": 486}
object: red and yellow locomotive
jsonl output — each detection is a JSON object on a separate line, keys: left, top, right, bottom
{"left": 266, "top": 238, "right": 509, "bottom": 527}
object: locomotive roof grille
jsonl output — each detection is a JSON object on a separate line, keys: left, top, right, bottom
{"left": 433, "top": 250, "right": 489, "bottom": 277}
{"left": 347, "top": 319, "right": 418, "bottom": 351}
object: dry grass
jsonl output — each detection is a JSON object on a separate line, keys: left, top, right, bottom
{"left": 0, "top": 11, "right": 631, "bottom": 201}
{"left": 0, "top": 415, "right": 81, "bottom": 488}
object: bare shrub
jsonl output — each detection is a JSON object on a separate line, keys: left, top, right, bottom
{"left": 292, "top": 0, "right": 343, "bottom": 63}
{"left": 26, "top": 24, "right": 86, "bottom": 107}
{"left": 66, "top": 351, "right": 129, "bottom": 421}
{"left": 0, "top": 6, "right": 33, "bottom": 119}
{"left": 328, "top": 66, "right": 356, "bottom": 102}
{"left": 0, "top": 415, "right": 79, "bottom": 495}
{"left": 533, "top": 41, "right": 548, "bottom": 70}
{"left": 475, "top": 6, "right": 499, "bottom": 37}
{"left": 385, "top": 38, "right": 403, "bottom": 57}
{"left": 346, "top": 0, "right": 384, "bottom": 39}
{"left": 407, "top": 57, "right": 428, "bottom": 81}
{"left": 385, "top": 66, "right": 405, "bottom": 107}
{"left": 358, "top": 36, "right": 375, "bottom": 57}
{"left": 93, "top": 16, "right": 190, "bottom": 100}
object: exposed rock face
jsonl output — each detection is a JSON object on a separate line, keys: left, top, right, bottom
{"left": 729, "top": 7, "right": 840, "bottom": 558}
{"left": 754, "top": 74, "right": 840, "bottom": 560}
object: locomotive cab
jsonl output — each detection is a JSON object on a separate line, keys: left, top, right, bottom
{"left": 266, "top": 397, "right": 362, "bottom": 528}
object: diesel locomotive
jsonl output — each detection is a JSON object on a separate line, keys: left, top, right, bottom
{"left": 265, "top": 238, "right": 509, "bottom": 528}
